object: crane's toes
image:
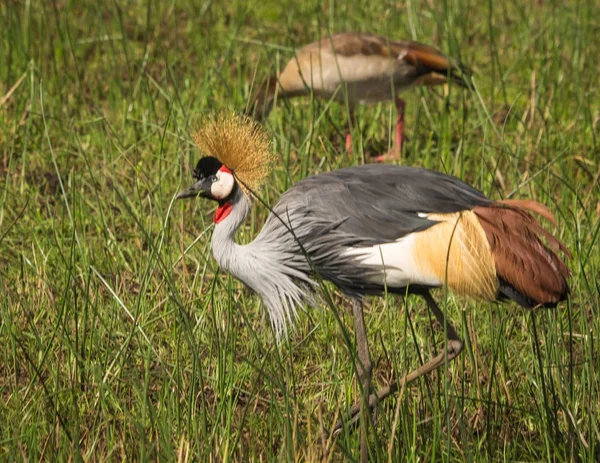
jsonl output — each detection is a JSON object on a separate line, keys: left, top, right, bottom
{"left": 332, "top": 400, "right": 380, "bottom": 436}
{"left": 332, "top": 409, "right": 361, "bottom": 436}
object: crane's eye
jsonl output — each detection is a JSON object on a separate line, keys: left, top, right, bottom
{"left": 209, "top": 175, "right": 218, "bottom": 183}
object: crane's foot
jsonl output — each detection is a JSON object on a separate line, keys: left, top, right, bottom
{"left": 332, "top": 383, "right": 397, "bottom": 435}
{"left": 331, "top": 291, "right": 464, "bottom": 463}
{"left": 332, "top": 337, "right": 463, "bottom": 435}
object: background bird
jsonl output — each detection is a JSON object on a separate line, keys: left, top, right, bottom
{"left": 246, "top": 31, "right": 469, "bottom": 161}
{"left": 178, "top": 114, "right": 570, "bottom": 462}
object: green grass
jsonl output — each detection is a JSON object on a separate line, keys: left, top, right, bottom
{"left": 1, "top": 0, "right": 599, "bottom": 461}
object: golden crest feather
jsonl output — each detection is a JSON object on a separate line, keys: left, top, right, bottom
{"left": 193, "top": 112, "right": 273, "bottom": 197}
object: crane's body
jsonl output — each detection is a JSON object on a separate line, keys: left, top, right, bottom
{"left": 184, "top": 162, "right": 569, "bottom": 338}
{"left": 178, "top": 114, "right": 570, "bottom": 461}
{"left": 248, "top": 32, "right": 467, "bottom": 160}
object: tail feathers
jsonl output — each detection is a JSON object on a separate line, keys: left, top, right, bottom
{"left": 498, "top": 199, "right": 556, "bottom": 224}
{"left": 474, "top": 202, "right": 570, "bottom": 308}
{"left": 497, "top": 279, "right": 540, "bottom": 308}
{"left": 498, "top": 199, "right": 572, "bottom": 257}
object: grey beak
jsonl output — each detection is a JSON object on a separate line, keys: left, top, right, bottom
{"left": 176, "top": 180, "right": 205, "bottom": 200}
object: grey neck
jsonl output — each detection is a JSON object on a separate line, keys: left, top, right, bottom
{"left": 208, "top": 185, "right": 316, "bottom": 340}
{"left": 211, "top": 188, "right": 252, "bottom": 273}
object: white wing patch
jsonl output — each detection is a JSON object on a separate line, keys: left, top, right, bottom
{"left": 343, "top": 233, "right": 443, "bottom": 288}
{"left": 342, "top": 211, "right": 499, "bottom": 299}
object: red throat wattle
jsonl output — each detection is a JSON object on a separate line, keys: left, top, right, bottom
{"left": 214, "top": 203, "right": 232, "bottom": 224}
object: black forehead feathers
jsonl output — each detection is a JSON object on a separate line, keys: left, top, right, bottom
{"left": 193, "top": 156, "right": 223, "bottom": 180}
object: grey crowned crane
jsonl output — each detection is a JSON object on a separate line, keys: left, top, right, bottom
{"left": 246, "top": 31, "right": 468, "bottom": 161}
{"left": 177, "top": 114, "right": 570, "bottom": 461}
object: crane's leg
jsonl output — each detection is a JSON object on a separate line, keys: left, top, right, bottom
{"left": 334, "top": 291, "right": 463, "bottom": 432}
{"left": 351, "top": 297, "right": 372, "bottom": 463}
{"left": 374, "top": 98, "right": 406, "bottom": 163}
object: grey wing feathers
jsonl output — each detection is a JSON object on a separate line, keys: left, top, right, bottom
{"left": 254, "top": 164, "right": 492, "bottom": 297}
{"left": 275, "top": 164, "right": 491, "bottom": 244}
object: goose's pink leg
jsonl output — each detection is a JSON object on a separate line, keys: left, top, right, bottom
{"left": 345, "top": 106, "right": 356, "bottom": 154}
{"left": 345, "top": 133, "right": 353, "bottom": 152}
{"left": 374, "top": 98, "right": 406, "bottom": 163}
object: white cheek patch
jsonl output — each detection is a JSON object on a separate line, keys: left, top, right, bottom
{"left": 210, "top": 171, "right": 234, "bottom": 200}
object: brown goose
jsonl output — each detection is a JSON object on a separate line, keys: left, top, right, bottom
{"left": 247, "top": 31, "right": 468, "bottom": 161}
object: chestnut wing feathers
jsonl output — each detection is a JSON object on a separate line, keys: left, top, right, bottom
{"left": 474, "top": 205, "right": 570, "bottom": 307}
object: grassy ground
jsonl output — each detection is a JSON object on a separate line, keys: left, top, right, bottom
{"left": 1, "top": 0, "right": 599, "bottom": 461}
